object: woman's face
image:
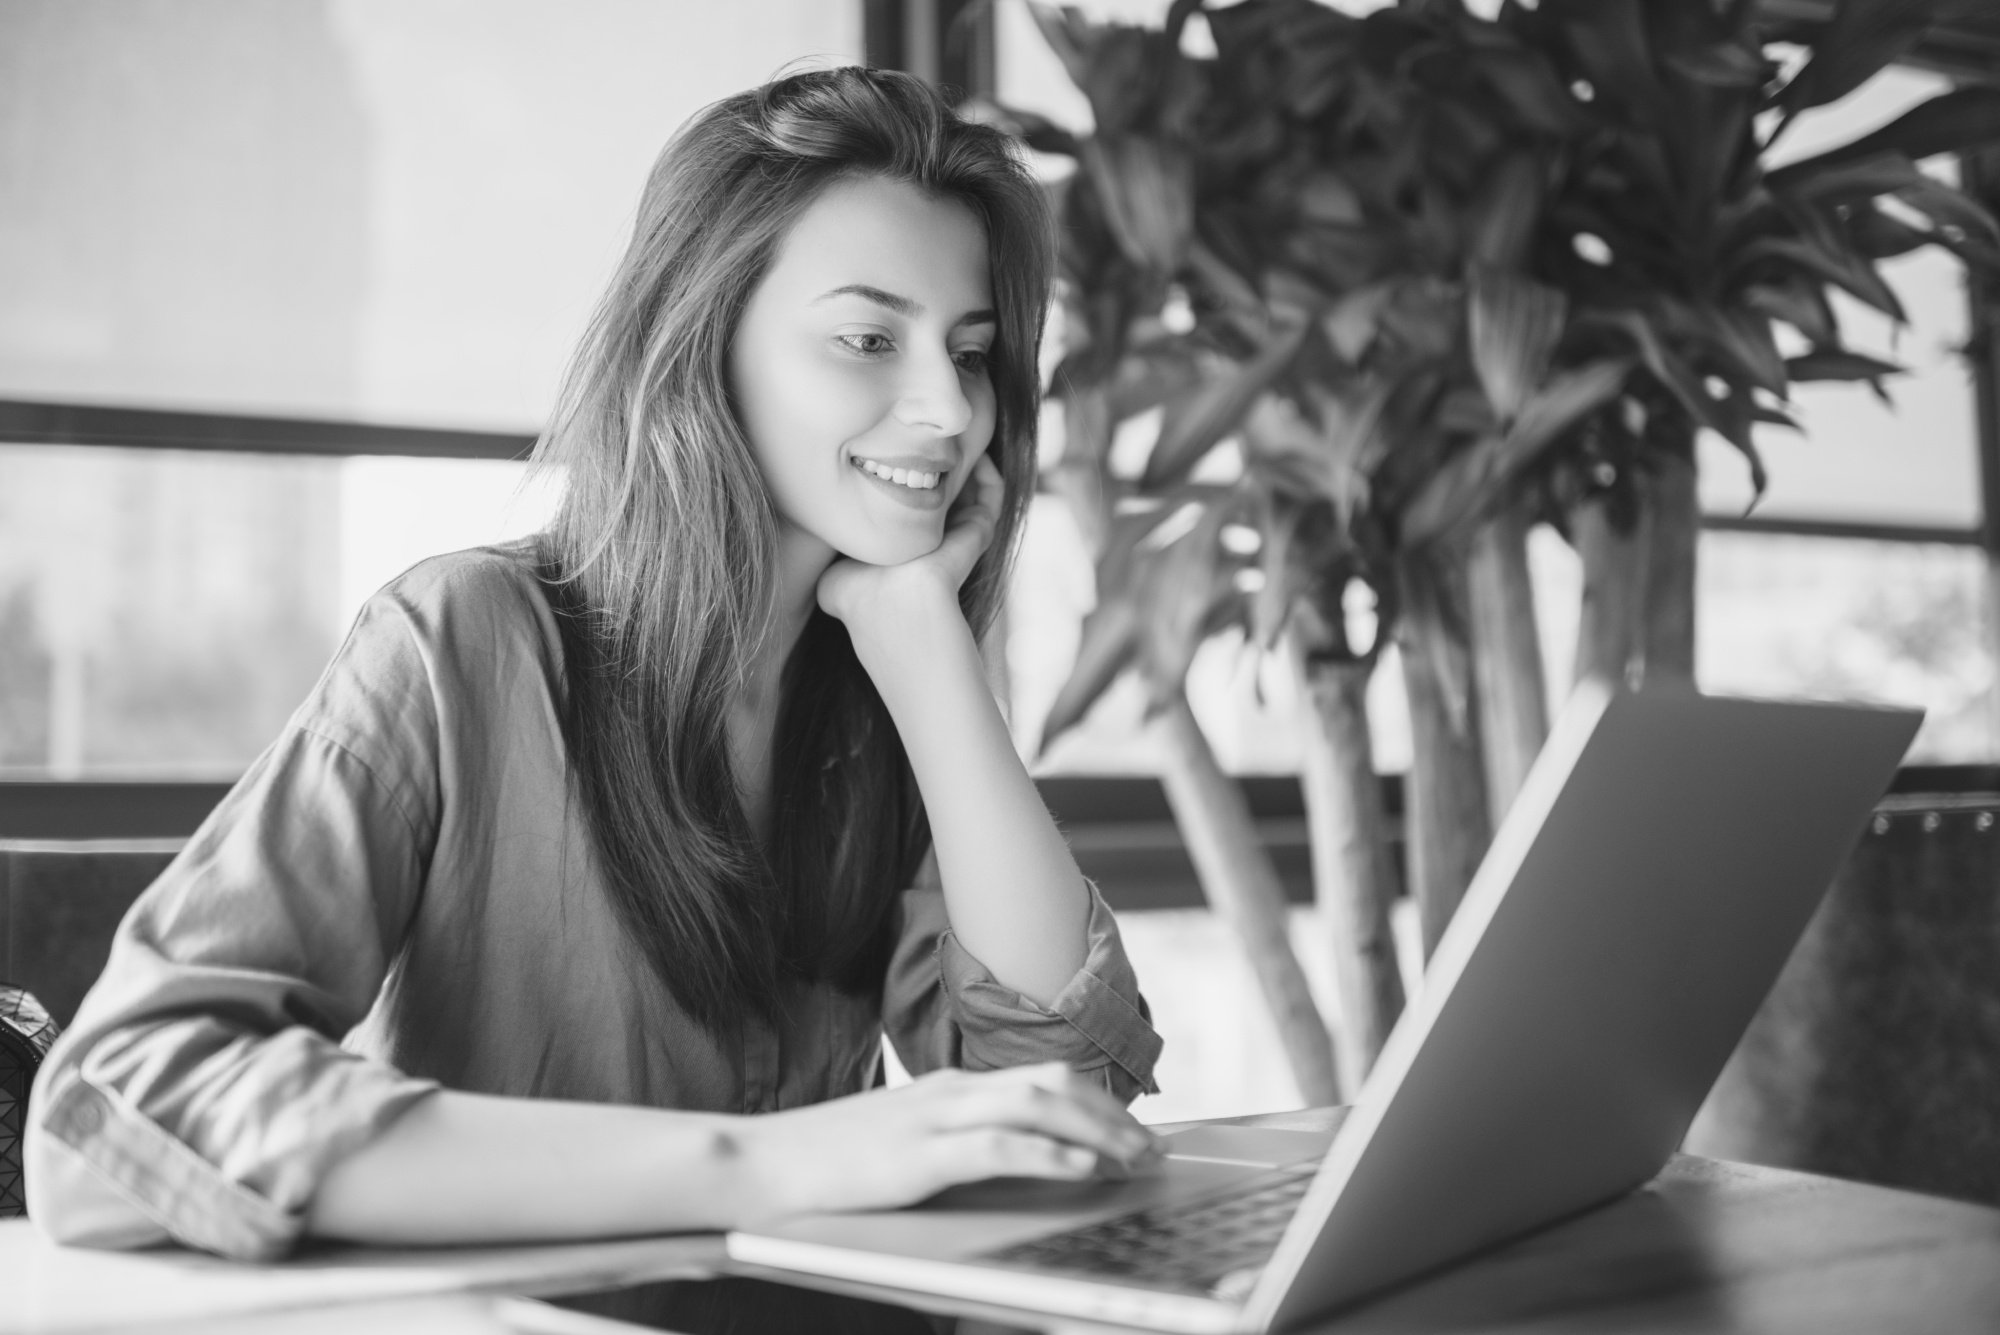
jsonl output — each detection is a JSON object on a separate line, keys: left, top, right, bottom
{"left": 730, "top": 174, "right": 998, "bottom": 569}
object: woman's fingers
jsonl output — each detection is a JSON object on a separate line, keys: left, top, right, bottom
{"left": 936, "top": 454, "right": 1001, "bottom": 563}
{"left": 924, "top": 1127, "right": 1099, "bottom": 1184}
{"left": 926, "top": 1063, "right": 1158, "bottom": 1166}
{"left": 747, "top": 1063, "right": 1163, "bottom": 1218}
{"left": 953, "top": 451, "right": 1002, "bottom": 512}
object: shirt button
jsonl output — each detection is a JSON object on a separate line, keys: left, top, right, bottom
{"left": 68, "top": 1095, "right": 105, "bottom": 1135}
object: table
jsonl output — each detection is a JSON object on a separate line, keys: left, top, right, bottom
{"left": 6, "top": 1107, "right": 2000, "bottom": 1334}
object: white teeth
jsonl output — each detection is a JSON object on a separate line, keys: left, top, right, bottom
{"left": 856, "top": 459, "right": 940, "bottom": 490}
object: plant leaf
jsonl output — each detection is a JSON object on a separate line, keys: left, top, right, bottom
{"left": 1080, "top": 134, "right": 1195, "bottom": 273}
{"left": 1026, "top": 7, "right": 1172, "bottom": 136}
{"left": 1299, "top": 170, "right": 1364, "bottom": 225}
{"left": 1036, "top": 591, "right": 1139, "bottom": 758}
{"left": 1774, "top": 153, "right": 2000, "bottom": 249}
{"left": 1317, "top": 380, "right": 1394, "bottom": 525}
{"left": 1321, "top": 281, "right": 1396, "bottom": 364}
{"left": 1776, "top": 0, "right": 1934, "bottom": 115}
{"left": 1702, "top": 307, "right": 1789, "bottom": 397}
{"left": 1026, "top": 3, "right": 1095, "bottom": 97}
{"left": 1251, "top": 494, "right": 1302, "bottom": 652}
{"left": 1469, "top": 271, "right": 1567, "bottom": 426}
{"left": 1187, "top": 239, "right": 1264, "bottom": 314}
{"left": 1742, "top": 281, "right": 1839, "bottom": 345}
{"left": 1136, "top": 502, "right": 1235, "bottom": 710}
{"left": 1380, "top": 276, "right": 1462, "bottom": 362}
{"left": 1785, "top": 350, "right": 1905, "bottom": 381}
{"left": 1766, "top": 87, "right": 2000, "bottom": 188}
{"left": 1504, "top": 358, "right": 1633, "bottom": 462}
{"left": 1753, "top": 400, "right": 1801, "bottom": 431}
{"left": 1475, "top": 48, "right": 1585, "bottom": 137}
{"left": 1664, "top": 40, "right": 1770, "bottom": 89}
{"left": 1708, "top": 385, "right": 1770, "bottom": 498}
{"left": 976, "top": 102, "right": 1085, "bottom": 158}
{"left": 1588, "top": 309, "right": 1714, "bottom": 425}
{"left": 1773, "top": 150, "right": 1926, "bottom": 201}
{"left": 1733, "top": 234, "right": 1906, "bottom": 322}
{"left": 1896, "top": 178, "right": 2000, "bottom": 245}
{"left": 1061, "top": 382, "right": 1114, "bottom": 470}
{"left": 1844, "top": 207, "right": 1934, "bottom": 260}
{"left": 1105, "top": 339, "right": 1202, "bottom": 420}
{"left": 1402, "top": 359, "right": 1630, "bottom": 546}
{"left": 1554, "top": 0, "right": 1669, "bottom": 127}
{"left": 1466, "top": 152, "right": 1545, "bottom": 271}
{"left": 1143, "top": 322, "right": 1308, "bottom": 489}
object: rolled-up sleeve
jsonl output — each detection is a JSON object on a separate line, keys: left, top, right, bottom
{"left": 884, "top": 878, "right": 1163, "bottom": 1105}
{"left": 26, "top": 597, "right": 445, "bottom": 1259}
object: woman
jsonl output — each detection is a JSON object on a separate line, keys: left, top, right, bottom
{"left": 27, "top": 66, "right": 1162, "bottom": 1261}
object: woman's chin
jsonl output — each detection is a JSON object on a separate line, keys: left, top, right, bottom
{"left": 833, "top": 528, "right": 945, "bottom": 570}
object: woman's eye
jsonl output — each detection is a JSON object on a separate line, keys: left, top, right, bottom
{"left": 837, "top": 332, "right": 895, "bottom": 357}
{"left": 953, "top": 348, "right": 991, "bottom": 373}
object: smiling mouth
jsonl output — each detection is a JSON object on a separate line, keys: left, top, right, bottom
{"left": 852, "top": 458, "right": 943, "bottom": 490}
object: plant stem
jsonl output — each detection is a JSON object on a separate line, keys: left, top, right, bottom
{"left": 1155, "top": 692, "right": 1341, "bottom": 1106}
{"left": 1571, "top": 492, "right": 1649, "bottom": 690}
{"left": 1396, "top": 555, "right": 1492, "bottom": 959}
{"left": 1643, "top": 446, "right": 1699, "bottom": 683}
{"left": 1467, "top": 501, "right": 1549, "bottom": 825}
{"left": 1289, "top": 628, "right": 1404, "bottom": 1097}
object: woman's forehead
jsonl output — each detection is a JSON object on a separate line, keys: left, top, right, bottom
{"left": 759, "top": 176, "right": 993, "bottom": 316}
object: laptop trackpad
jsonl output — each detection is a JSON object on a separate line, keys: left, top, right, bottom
{"left": 917, "top": 1120, "right": 1338, "bottom": 1216}
{"left": 1164, "top": 1122, "right": 1339, "bottom": 1169}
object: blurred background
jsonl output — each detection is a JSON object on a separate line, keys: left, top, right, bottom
{"left": 4, "top": 0, "right": 1998, "bottom": 1126}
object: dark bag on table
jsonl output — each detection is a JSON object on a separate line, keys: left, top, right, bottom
{"left": 1, "top": 985, "right": 59, "bottom": 1219}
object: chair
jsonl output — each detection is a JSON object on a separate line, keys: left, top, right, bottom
{"left": 0, "top": 841, "right": 177, "bottom": 1028}
{"left": 1688, "top": 775, "right": 2000, "bottom": 1208}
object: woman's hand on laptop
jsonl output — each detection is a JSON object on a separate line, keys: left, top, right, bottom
{"left": 731, "top": 1061, "right": 1163, "bottom": 1222}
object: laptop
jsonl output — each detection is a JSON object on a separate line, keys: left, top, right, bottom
{"left": 727, "top": 682, "right": 1921, "bottom": 1332}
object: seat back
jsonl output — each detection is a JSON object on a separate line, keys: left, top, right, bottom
{"left": 0, "top": 841, "right": 179, "bottom": 1028}
{"left": 1689, "top": 787, "right": 2000, "bottom": 1207}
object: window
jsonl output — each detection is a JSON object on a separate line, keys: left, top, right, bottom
{"left": 1, "top": 1, "right": 862, "bottom": 781}
{"left": 5, "top": 6, "right": 1995, "bottom": 803}
{"left": 0, "top": 445, "right": 556, "bottom": 778}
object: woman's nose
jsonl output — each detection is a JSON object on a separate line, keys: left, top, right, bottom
{"left": 893, "top": 349, "right": 974, "bottom": 438}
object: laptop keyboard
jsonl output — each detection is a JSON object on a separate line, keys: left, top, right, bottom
{"left": 983, "top": 1166, "right": 1314, "bottom": 1297}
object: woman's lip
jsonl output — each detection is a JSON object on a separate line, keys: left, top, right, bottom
{"left": 851, "top": 457, "right": 949, "bottom": 510}
{"left": 850, "top": 452, "right": 958, "bottom": 473}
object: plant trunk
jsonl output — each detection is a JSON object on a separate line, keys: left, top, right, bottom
{"left": 1288, "top": 619, "right": 1404, "bottom": 1097}
{"left": 1396, "top": 553, "right": 1492, "bottom": 960}
{"left": 1046, "top": 404, "right": 1335, "bottom": 1104}
{"left": 1156, "top": 693, "right": 1341, "bottom": 1107}
{"left": 1968, "top": 150, "right": 2000, "bottom": 751}
{"left": 1642, "top": 444, "right": 1699, "bottom": 684}
{"left": 1571, "top": 443, "right": 1697, "bottom": 694}
{"left": 1466, "top": 501, "right": 1549, "bottom": 826}
{"left": 1570, "top": 492, "right": 1650, "bottom": 690}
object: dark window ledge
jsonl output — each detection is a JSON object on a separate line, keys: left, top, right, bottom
{"left": 5, "top": 767, "right": 1988, "bottom": 912}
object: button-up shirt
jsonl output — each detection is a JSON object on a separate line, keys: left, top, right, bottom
{"left": 27, "top": 544, "right": 1162, "bottom": 1259}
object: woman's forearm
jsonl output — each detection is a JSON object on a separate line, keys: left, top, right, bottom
{"left": 307, "top": 1069, "right": 1157, "bottom": 1247}
{"left": 860, "top": 614, "right": 1090, "bottom": 1008}
{"left": 307, "top": 1089, "right": 754, "bottom": 1243}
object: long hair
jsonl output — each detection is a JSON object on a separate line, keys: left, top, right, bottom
{"left": 530, "top": 67, "right": 1052, "bottom": 1033}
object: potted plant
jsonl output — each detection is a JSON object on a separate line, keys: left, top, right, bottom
{"left": 1001, "top": 0, "right": 2000, "bottom": 1097}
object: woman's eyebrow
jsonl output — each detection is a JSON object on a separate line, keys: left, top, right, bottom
{"left": 814, "top": 284, "right": 996, "bottom": 328}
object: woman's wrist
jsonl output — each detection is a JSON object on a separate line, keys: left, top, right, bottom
{"left": 842, "top": 582, "right": 978, "bottom": 694}
{"left": 706, "top": 1112, "right": 790, "bottom": 1227}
